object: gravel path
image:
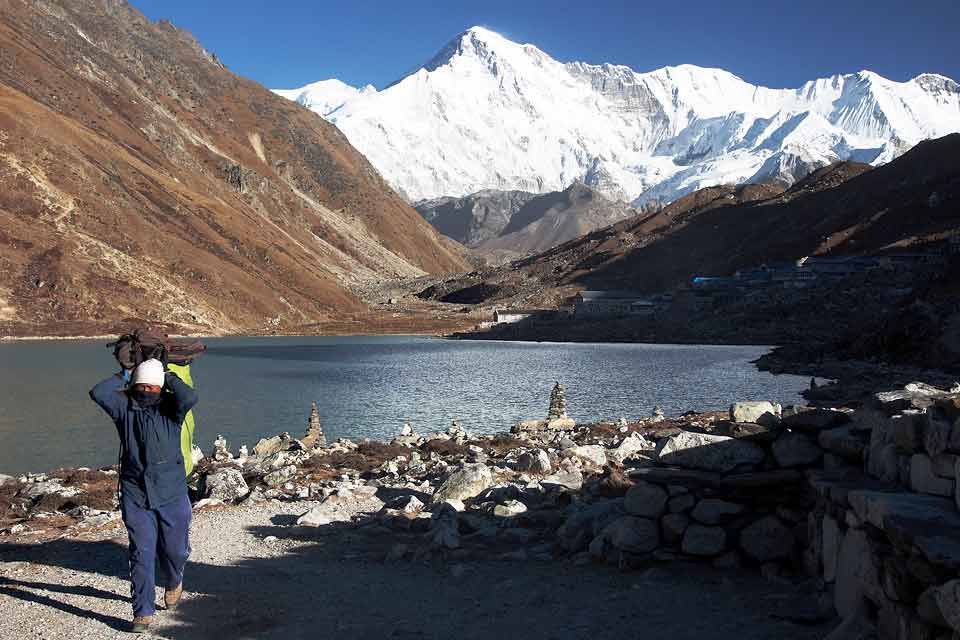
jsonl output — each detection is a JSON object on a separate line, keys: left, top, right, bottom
{"left": 0, "top": 501, "right": 834, "bottom": 639}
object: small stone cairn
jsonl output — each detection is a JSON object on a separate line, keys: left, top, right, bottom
{"left": 546, "top": 382, "right": 576, "bottom": 430}
{"left": 212, "top": 434, "right": 232, "bottom": 462}
{"left": 512, "top": 382, "right": 577, "bottom": 433}
{"left": 303, "top": 402, "right": 326, "bottom": 449}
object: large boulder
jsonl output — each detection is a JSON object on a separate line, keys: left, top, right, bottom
{"left": 557, "top": 500, "right": 624, "bottom": 551}
{"left": 515, "top": 450, "right": 552, "bottom": 474}
{"left": 623, "top": 481, "right": 668, "bottom": 518}
{"left": 657, "top": 431, "right": 764, "bottom": 473}
{"left": 541, "top": 464, "right": 584, "bottom": 491}
{"left": 772, "top": 433, "right": 823, "bottom": 468}
{"left": 607, "top": 432, "right": 654, "bottom": 465}
{"left": 252, "top": 434, "right": 288, "bottom": 458}
{"left": 739, "top": 516, "right": 795, "bottom": 562}
{"left": 682, "top": 524, "right": 727, "bottom": 556}
{"left": 730, "top": 401, "right": 781, "bottom": 426}
{"left": 566, "top": 445, "right": 607, "bottom": 468}
{"left": 201, "top": 468, "right": 249, "bottom": 502}
{"left": 432, "top": 463, "right": 493, "bottom": 502}
{"left": 596, "top": 516, "right": 660, "bottom": 554}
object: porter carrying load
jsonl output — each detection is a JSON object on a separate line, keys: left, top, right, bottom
{"left": 106, "top": 328, "right": 206, "bottom": 475}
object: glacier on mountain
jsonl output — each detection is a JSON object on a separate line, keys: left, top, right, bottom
{"left": 275, "top": 26, "right": 960, "bottom": 206}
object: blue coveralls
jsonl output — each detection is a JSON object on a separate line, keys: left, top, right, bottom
{"left": 90, "top": 371, "right": 198, "bottom": 617}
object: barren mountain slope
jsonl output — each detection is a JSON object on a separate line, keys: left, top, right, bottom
{"left": 0, "top": 0, "right": 466, "bottom": 337}
{"left": 420, "top": 134, "right": 960, "bottom": 308}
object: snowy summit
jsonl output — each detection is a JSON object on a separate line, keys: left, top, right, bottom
{"left": 275, "top": 26, "right": 960, "bottom": 205}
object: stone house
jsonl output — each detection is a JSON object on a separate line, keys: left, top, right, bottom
{"left": 574, "top": 290, "right": 652, "bottom": 317}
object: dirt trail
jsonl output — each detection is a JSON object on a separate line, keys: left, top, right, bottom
{"left": 0, "top": 501, "right": 832, "bottom": 639}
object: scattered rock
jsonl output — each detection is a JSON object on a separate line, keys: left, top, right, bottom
{"left": 730, "top": 401, "right": 781, "bottom": 426}
{"left": 201, "top": 468, "right": 249, "bottom": 502}
{"left": 567, "top": 445, "right": 607, "bottom": 467}
{"left": 624, "top": 481, "right": 668, "bottom": 518}
{"left": 597, "top": 516, "right": 660, "bottom": 554}
{"left": 541, "top": 463, "right": 583, "bottom": 491}
{"left": 657, "top": 431, "right": 764, "bottom": 473}
{"left": 296, "top": 506, "right": 331, "bottom": 527}
{"left": 432, "top": 463, "right": 493, "bottom": 502}
{"left": 607, "top": 432, "right": 653, "bottom": 465}
{"left": 493, "top": 500, "right": 527, "bottom": 518}
{"left": 514, "top": 450, "right": 552, "bottom": 475}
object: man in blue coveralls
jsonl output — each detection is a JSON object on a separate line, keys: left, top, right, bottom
{"left": 90, "top": 358, "right": 198, "bottom": 633}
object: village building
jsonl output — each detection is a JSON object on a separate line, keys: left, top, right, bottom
{"left": 493, "top": 309, "right": 542, "bottom": 324}
{"left": 574, "top": 290, "right": 653, "bottom": 317}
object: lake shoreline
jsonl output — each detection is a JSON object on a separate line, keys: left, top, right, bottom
{"left": 4, "top": 375, "right": 959, "bottom": 640}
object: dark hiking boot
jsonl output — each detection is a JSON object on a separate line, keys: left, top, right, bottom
{"left": 130, "top": 615, "right": 153, "bottom": 633}
{"left": 164, "top": 582, "right": 183, "bottom": 610}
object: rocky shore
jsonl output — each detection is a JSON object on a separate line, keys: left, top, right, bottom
{"left": 3, "top": 381, "right": 960, "bottom": 638}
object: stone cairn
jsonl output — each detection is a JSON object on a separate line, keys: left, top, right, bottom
{"left": 212, "top": 434, "right": 231, "bottom": 462}
{"left": 304, "top": 402, "right": 326, "bottom": 449}
{"left": 547, "top": 382, "right": 568, "bottom": 420}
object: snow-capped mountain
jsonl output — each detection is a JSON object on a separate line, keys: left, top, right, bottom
{"left": 275, "top": 26, "right": 960, "bottom": 206}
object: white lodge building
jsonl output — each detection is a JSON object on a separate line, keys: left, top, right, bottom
{"left": 574, "top": 290, "right": 653, "bottom": 317}
{"left": 493, "top": 309, "right": 539, "bottom": 324}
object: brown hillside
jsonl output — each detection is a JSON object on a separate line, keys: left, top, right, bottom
{"left": 442, "top": 134, "right": 959, "bottom": 308}
{"left": 0, "top": 0, "right": 466, "bottom": 337}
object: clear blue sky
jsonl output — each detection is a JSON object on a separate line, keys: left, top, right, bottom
{"left": 132, "top": 0, "right": 959, "bottom": 90}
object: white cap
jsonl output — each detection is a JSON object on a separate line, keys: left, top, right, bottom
{"left": 132, "top": 359, "right": 165, "bottom": 387}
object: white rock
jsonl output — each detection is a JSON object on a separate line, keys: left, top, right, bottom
{"left": 730, "top": 401, "right": 781, "bottom": 426}
{"left": 657, "top": 431, "right": 764, "bottom": 473}
{"left": 567, "top": 445, "right": 607, "bottom": 467}
{"left": 263, "top": 465, "right": 297, "bottom": 487}
{"left": 515, "top": 449, "right": 552, "bottom": 474}
{"left": 493, "top": 500, "right": 528, "bottom": 517}
{"left": 607, "top": 432, "right": 654, "bottom": 465}
{"left": 296, "top": 506, "right": 332, "bottom": 527}
{"left": 201, "top": 468, "right": 249, "bottom": 502}
{"left": 432, "top": 463, "right": 493, "bottom": 502}
{"left": 541, "top": 465, "right": 583, "bottom": 491}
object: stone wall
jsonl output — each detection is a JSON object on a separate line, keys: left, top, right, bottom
{"left": 562, "top": 389, "right": 960, "bottom": 638}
